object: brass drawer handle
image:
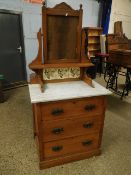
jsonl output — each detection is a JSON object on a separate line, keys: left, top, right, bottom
{"left": 52, "top": 146, "right": 63, "bottom": 152}
{"left": 84, "top": 104, "right": 96, "bottom": 111}
{"left": 82, "top": 140, "right": 93, "bottom": 146}
{"left": 52, "top": 127, "right": 64, "bottom": 134}
{"left": 51, "top": 109, "right": 64, "bottom": 116}
{"left": 83, "top": 123, "right": 93, "bottom": 129}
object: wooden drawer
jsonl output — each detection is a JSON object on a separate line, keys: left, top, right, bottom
{"left": 43, "top": 133, "right": 99, "bottom": 159}
{"left": 40, "top": 97, "right": 104, "bottom": 121}
{"left": 42, "top": 115, "right": 102, "bottom": 142}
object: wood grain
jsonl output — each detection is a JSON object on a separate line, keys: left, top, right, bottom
{"left": 43, "top": 133, "right": 100, "bottom": 159}
{"left": 40, "top": 97, "right": 104, "bottom": 121}
{"left": 42, "top": 115, "right": 102, "bottom": 142}
{"left": 39, "top": 149, "right": 101, "bottom": 169}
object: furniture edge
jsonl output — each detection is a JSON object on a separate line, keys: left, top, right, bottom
{"left": 39, "top": 149, "right": 101, "bottom": 169}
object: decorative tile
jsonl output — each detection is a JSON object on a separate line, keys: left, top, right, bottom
{"left": 43, "top": 67, "right": 80, "bottom": 80}
{"left": 43, "top": 68, "right": 51, "bottom": 80}
{"left": 57, "top": 68, "right": 69, "bottom": 79}
{"left": 68, "top": 67, "right": 80, "bottom": 78}
{"left": 50, "top": 68, "right": 59, "bottom": 80}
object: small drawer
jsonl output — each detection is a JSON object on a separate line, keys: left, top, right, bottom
{"left": 43, "top": 133, "right": 99, "bottom": 159}
{"left": 42, "top": 115, "right": 102, "bottom": 142}
{"left": 40, "top": 97, "right": 104, "bottom": 121}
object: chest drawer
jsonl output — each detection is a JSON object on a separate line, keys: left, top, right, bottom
{"left": 40, "top": 97, "right": 104, "bottom": 121}
{"left": 42, "top": 115, "right": 102, "bottom": 142}
{"left": 43, "top": 133, "right": 99, "bottom": 159}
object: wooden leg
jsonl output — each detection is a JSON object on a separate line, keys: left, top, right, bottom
{"left": 80, "top": 68, "right": 94, "bottom": 87}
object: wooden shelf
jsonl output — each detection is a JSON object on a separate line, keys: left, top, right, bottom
{"left": 88, "top": 42, "right": 100, "bottom": 44}
{"left": 88, "top": 35, "right": 100, "bottom": 37}
{"left": 29, "top": 62, "right": 94, "bottom": 70}
{"left": 82, "top": 27, "right": 103, "bottom": 59}
{"left": 89, "top": 49, "right": 100, "bottom": 51}
{"left": 83, "top": 27, "right": 102, "bottom": 30}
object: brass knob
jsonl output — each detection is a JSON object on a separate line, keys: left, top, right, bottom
{"left": 82, "top": 140, "right": 92, "bottom": 146}
{"left": 84, "top": 104, "right": 96, "bottom": 111}
{"left": 51, "top": 108, "right": 64, "bottom": 116}
{"left": 83, "top": 123, "right": 93, "bottom": 128}
{"left": 52, "top": 128, "right": 64, "bottom": 134}
{"left": 52, "top": 146, "right": 63, "bottom": 152}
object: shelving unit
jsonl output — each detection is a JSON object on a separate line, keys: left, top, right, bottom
{"left": 83, "top": 27, "right": 103, "bottom": 58}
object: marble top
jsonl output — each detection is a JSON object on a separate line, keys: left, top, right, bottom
{"left": 28, "top": 81, "right": 111, "bottom": 103}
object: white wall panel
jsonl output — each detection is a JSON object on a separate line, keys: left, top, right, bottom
{"left": 109, "top": 0, "right": 131, "bottom": 38}
{"left": 24, "top": 38, "right": 39, "bottom": 79}
{"left": 47, "top": 0, "right": 100, "bottom": 27}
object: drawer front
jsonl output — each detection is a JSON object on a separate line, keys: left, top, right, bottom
{"left": 43, "top": 133, "right": 99, "bottom": 159}
{"left": 41, "top": 97, "right": 104, "bottom": 121}
{"left": 42, "top": 115, "right": 102, "bottom": 142}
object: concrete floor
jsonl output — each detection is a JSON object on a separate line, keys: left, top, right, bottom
{"left": 0, "top": 77, "right": 131, "bottom": 175}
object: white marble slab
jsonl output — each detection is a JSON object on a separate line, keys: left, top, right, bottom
{"left": 28, "top": 81, "right": 112, "bottom": 103}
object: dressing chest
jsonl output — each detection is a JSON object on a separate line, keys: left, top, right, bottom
{"left": 28, "top": 2, "right": 111, "bottom": 169}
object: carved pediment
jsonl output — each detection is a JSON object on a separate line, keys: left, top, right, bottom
{"left": 47, "top": 2, "right": 82, "bottom": 11}
{"left": 54, "top": 2, "right": 75, "bottom": 11}
{"left": 42, "top": 2, "right": 82, "bottom": 15}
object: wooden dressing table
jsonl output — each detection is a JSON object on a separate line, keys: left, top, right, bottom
{"left": 28, "top": 2, "right": 111, "bottom": 169}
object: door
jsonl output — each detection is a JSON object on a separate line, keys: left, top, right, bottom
{"left": 0, "top": 11, "right": 27, "bottom": 88}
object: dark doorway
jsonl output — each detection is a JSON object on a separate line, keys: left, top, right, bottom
{"left": 0, "top": 10, "right": 27, "bottom": 89}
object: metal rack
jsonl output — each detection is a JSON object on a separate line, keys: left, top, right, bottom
{"left": 104, "top": 62, "right": 131, "bottom": 99}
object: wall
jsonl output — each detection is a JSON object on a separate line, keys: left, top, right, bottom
{"left": 109, "top": 0, "right": 131, "bottom": 39}
{"left": 47, "top": 0, "right": 100, "bottom": 27}
{"left": 0, "top": 0, "right": 42, "bottom": 80}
